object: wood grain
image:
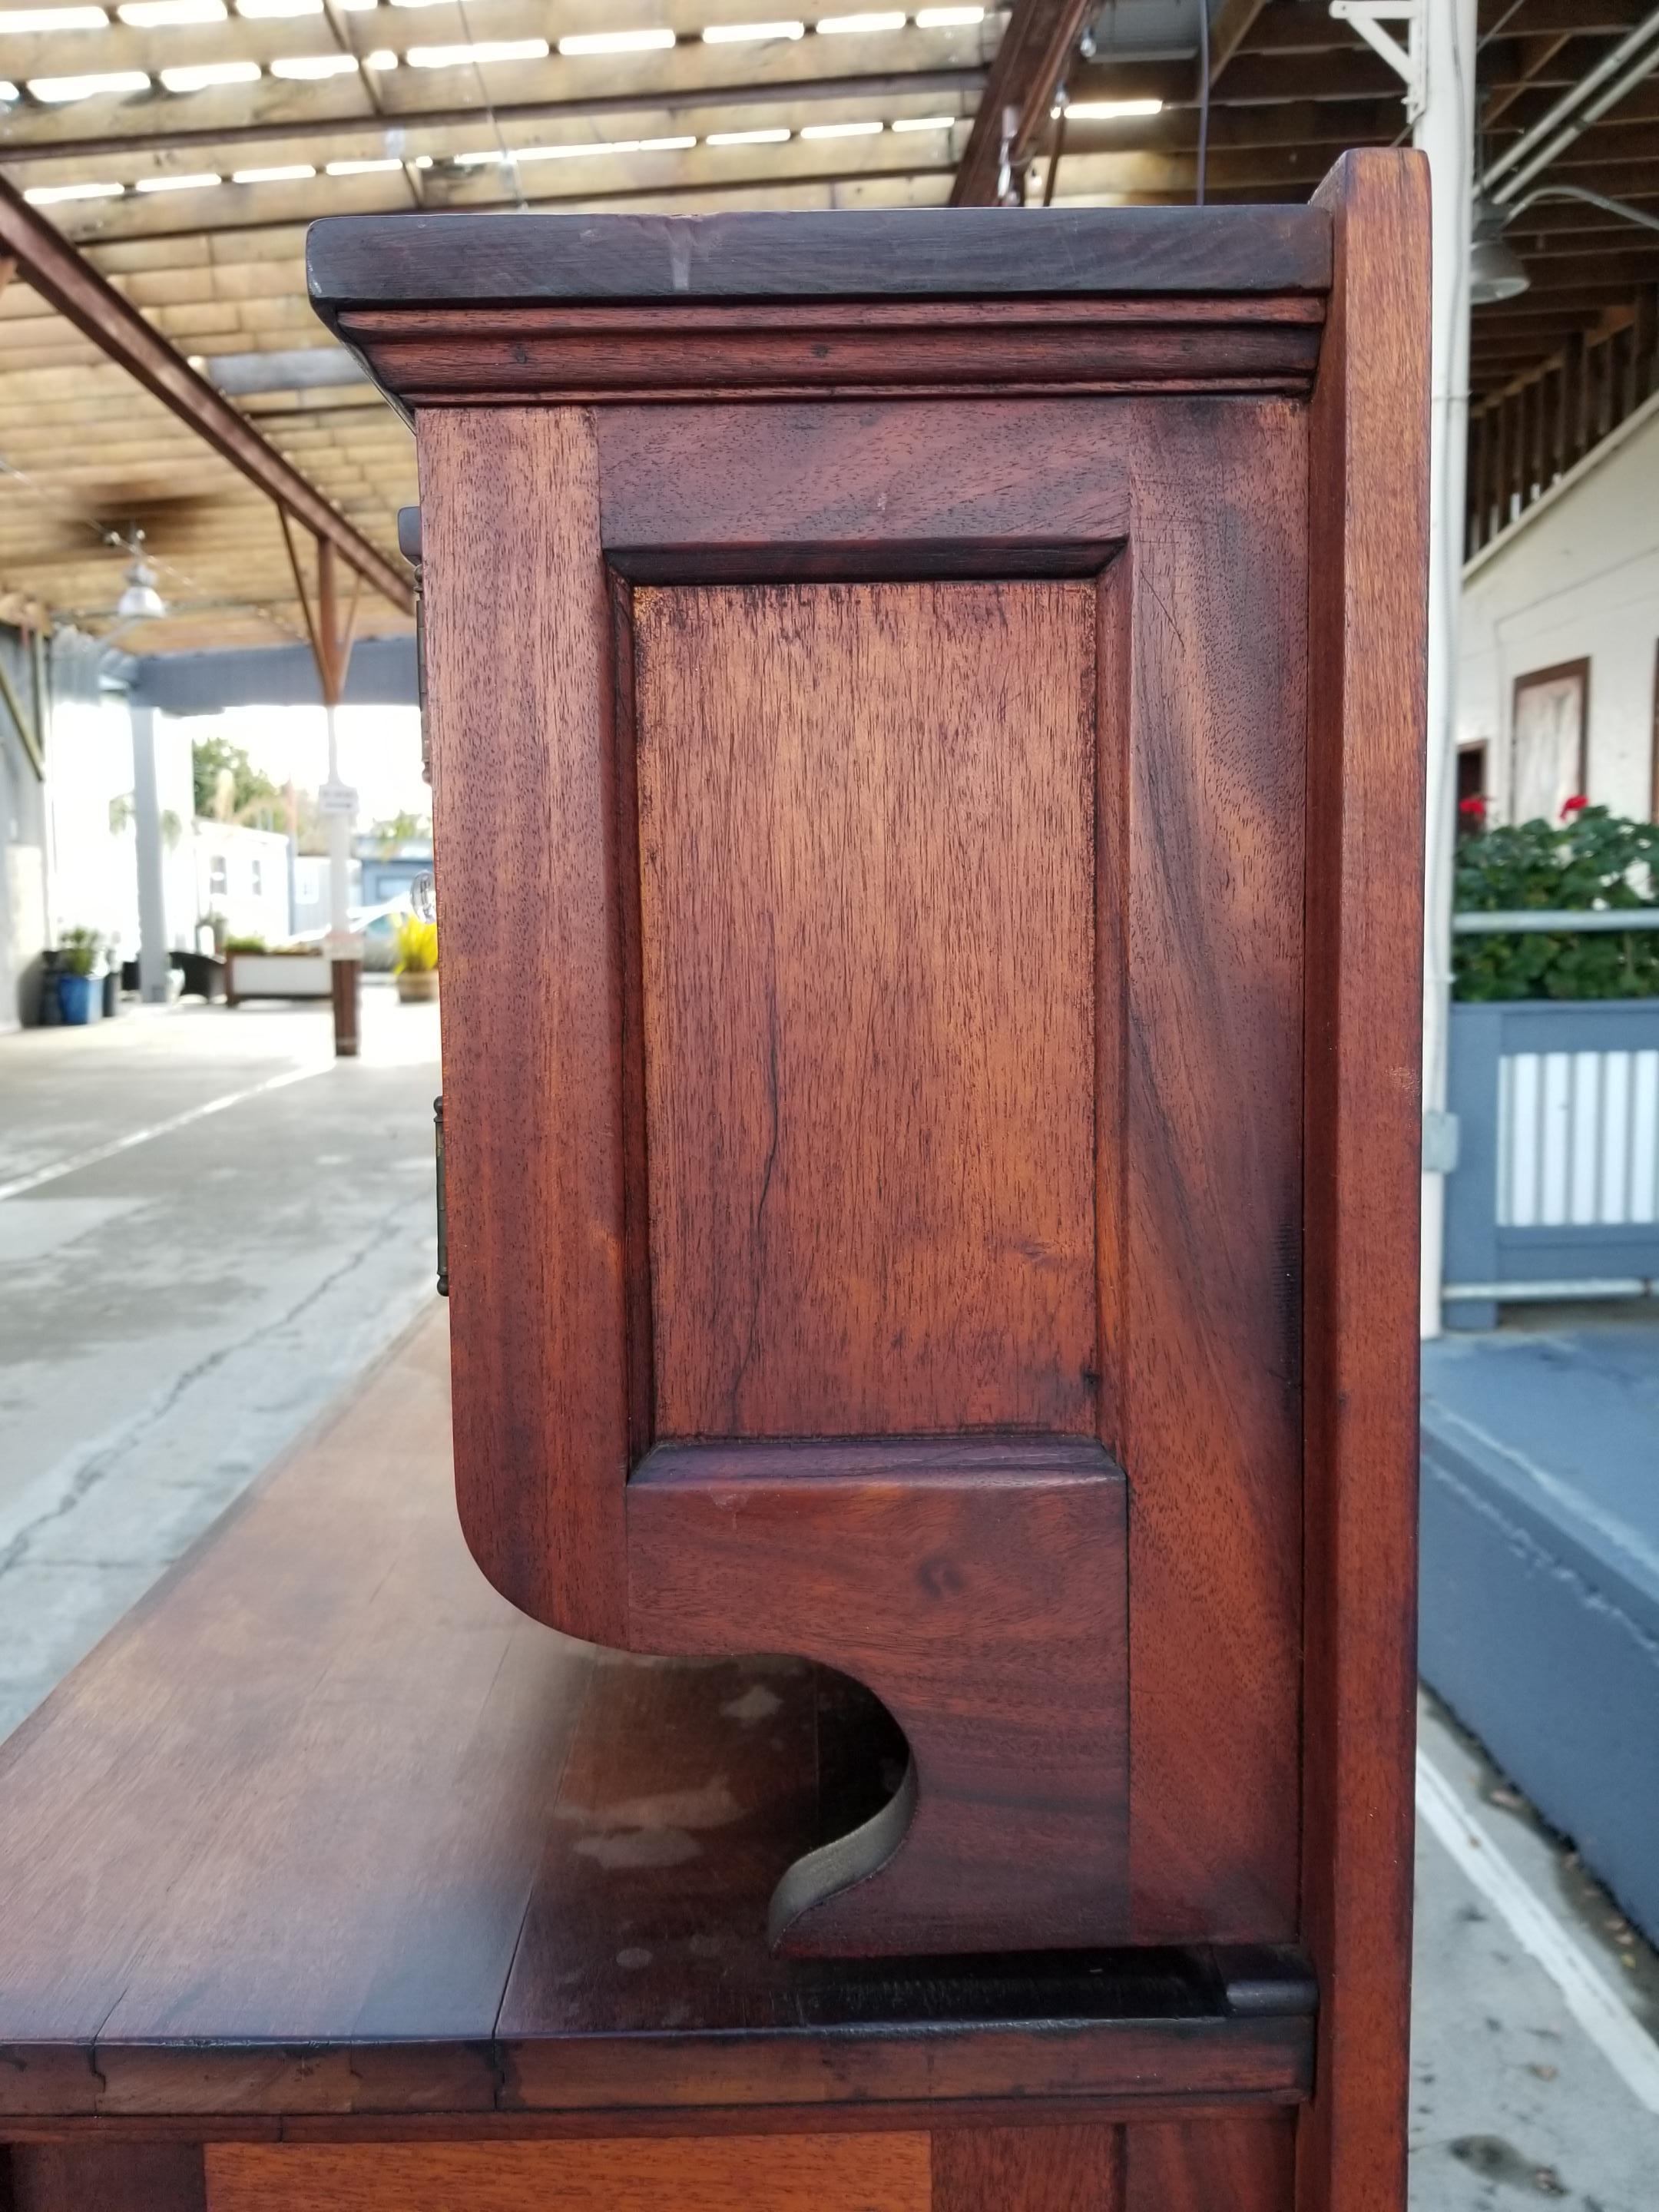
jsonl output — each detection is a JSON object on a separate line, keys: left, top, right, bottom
{"left": 1298, "top": 148, "right": 1431, "bottom": 2212}
{"left": 1118, "top": 399, "right": 1309, "bottom": 1945}
{"left": 0, "top": 1309, "right": 582, "bottom": 2062}
{"left": 306, "top": 207, "right": 1333, "bottom": 313}
{"left": 1124, "top": 2114, "right": 1294, "bottom": 2212}
{"left": 634, "top": 579, "right": 1098, "bottom": 1441}
{"left": 597, "top": 400, "right": 1130, "bottom": 582}
{"left": 204, "top": 2136, "right": 931, "bottom": 2212}
{"left": 0, "top": 1305, "right": 1312, "bottom": 2124}
{"left": 419, "top": 404, "right": 631, "bottom": 1644}
{"left": 932, "top": 2124, "right": 1121, "bottom": 2212}
{"left": 8, "top": 2144, "right": 205, "bottom": 2212}
{"left": 626, "top": 1439, "right": 1128, "bottom": 1954}
{"left": 341, "top": 316, "right": 1320, "bottom": 410}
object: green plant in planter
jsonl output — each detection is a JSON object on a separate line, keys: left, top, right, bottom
{"left": 57, "top": 926, "right": 104, "bottom": 978}
{"left": 392, "top": 915, "right": 438, "bottom": 974}
{"left": 1455, "top": 801, "right": 1659, "bottom": 1001}
{"left": 223, "top": 934, "right": 268, "bottom": 955}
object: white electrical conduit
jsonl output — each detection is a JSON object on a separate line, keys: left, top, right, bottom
{"left": 1487, "top": 4, "right": 1659, "bottom": 204}
{"left": 1505, "top": 183, "right": 1659, "bottom": 238}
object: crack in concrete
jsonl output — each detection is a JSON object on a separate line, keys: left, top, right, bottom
{"left": 0, "top": 1197, "right": 426, "bottom": 1587}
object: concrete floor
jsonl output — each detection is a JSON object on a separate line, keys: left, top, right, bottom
{"left": 2, "top": 994, "right": 1657, "bottom": 2206}
{"left": 0, "top": 984, "right": 442, "bottom": 1734}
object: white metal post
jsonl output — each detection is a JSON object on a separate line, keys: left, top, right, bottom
{"left": 1416, "top": 0, "right": 1478, "bottom": 1339}
{"left": 130, "top": 703, "right": 171, "bottom": 1005}
{"left": 325, "top": 700, "right": 350, "bottom": 954}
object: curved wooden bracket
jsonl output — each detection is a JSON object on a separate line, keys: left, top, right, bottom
{"left": 626, "top": 1437, "right": 1130, "bottom": 1958}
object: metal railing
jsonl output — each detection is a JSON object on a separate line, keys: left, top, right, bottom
{"left": 1443, "top": 994, "right": 1659, "bottom": 1326}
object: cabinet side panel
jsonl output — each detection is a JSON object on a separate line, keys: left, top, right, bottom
{"left": 419, "top": 406, "right": 630, "bottom": 1642}
{"left": 635, "top": 579, "right": 1098, "bottom": 1439}
{"left": 1123, "top": 399, "right": 1309, "bottom": 1941}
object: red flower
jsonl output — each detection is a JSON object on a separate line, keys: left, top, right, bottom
{"left": 1561, "top": 794, "right": 1589, "bottom": 817}
{"left": 1459, "top": 795, "right": 1487, "bottom": 820}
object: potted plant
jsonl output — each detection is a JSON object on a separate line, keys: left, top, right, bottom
{"left": 392, "top": 914, "right": 439, "bottom": 1003}
{"left": 55, "top": 927, "right": 104, "bottom": 1025}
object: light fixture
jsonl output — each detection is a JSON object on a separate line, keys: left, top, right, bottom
{"left": 405, "top": 38, "right": 547, "bottom": 65}
{"left": 558, "top": 26, "right": 674, "bottom": 51}
{"left": 118, "top": 0, "right": 224, "bottom": 22}
{"left": 116, "top": 532, "right": 166, "bottom": 622}
{"left": 0, "top": 4, "right": 108, "bottom": 27}
{"left": 24, "top": 177, "right": 123, "bottom": 200}
{"left": 1469, "top": 194, "right": 1529, "bottom": 305}
{"left": 159, "top": 58, "right": 260, "bottom": 88}
{"left": 701, "top": 18, "right": 803, "bottom": 39}
{"left": 707, "top": 124, "right": 790, "bottom": 143}
{"left": 134, "top": 170, "right": 222, "bottom": 189}
{"left": 270, "top": 51, "right": 359, "bottom": 74}
{"left": 1061, "top": 97, "right": 1162, "bottom": 121}
{"left": 28, "top": 66, "right": 149, "bottom": 98}
{"left": 816, "top": 8, "right": 905, "bottom": 28}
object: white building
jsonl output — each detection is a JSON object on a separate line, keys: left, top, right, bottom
{"left": 191, "top": 822, "right": 293, "bottom": 949}
{"left": 1458, "top": 399, "right": 1659, "bottom": 830}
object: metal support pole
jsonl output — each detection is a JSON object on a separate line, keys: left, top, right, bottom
{"left": 316, "top": 536, "right": 360, "bottom": 1060}
{"left": 1415, "top": 0, "right": 1477, "bottom": 1339}
{"left": 130, "top": 704, "right": 170, "bottom": 1004}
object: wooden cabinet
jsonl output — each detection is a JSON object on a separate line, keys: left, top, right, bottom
{"left": 307, "top": 147, "right": 1429, "bottom": 2210}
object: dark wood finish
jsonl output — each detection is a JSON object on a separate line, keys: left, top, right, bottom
{"left": 1125, "top": 2115, "right": 1296, "bottom": 2211}
{"left": 419, "top": 406, "right": 631, "bottom": 1645}
{"left": 204, "top": 2136, "right": 932, "bottom": 2211}
{"left": 8, "top": 2145, "right": 205, "bottom": 2212}
{"left": 416, "top": 361, "right": 1322, "bottom": 1963}
{"left": 1300, "top": 151, "right": 1431, "bottom": 2212}
{"left": 628, "top": 1440, "right": 1128, "bottom": 1954}
{"left": 0, "top": 1313, "right": 1314, "bottom": 2135}
{"left": 335, "top": 300, "right": 1323, "bottom": 412}
{"left": 634, "top": 580, "right": 1098, "bottom": 1439}
{"left": 1114, "top": 395, "right": 1307, "bottom": 1946}
{"left": 328, "top": 955, "right": 360, "bottom": 1060}
{"left": 594, "top": 399, "right": 1131, "bottom": 581}
{"left": 932, "top": 2124, "right": 1121, "bottom": 2210}
{"left": 306, "top": 207, "right": 1333, "bottom": 312}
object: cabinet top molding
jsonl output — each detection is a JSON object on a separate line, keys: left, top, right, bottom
{"left": 306, "top": 204, "right": 1332, "bottom": 313}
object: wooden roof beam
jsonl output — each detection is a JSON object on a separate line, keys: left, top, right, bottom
{"left": 949, "top": 0, "right": 1093, "bottom": 204}
{"left": 0, "top": 171, "right": 411, "bottom": 619}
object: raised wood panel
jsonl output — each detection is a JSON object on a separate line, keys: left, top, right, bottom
{"left": 204, "top": 2136, "right": 932, "bottom": 2212}
{"left": 595, "top": 401, "right": 1131, "bottom": 583}
{"left": 419, "top": 405, "right": 630, "bottom": 1645}
{"left": 1120, "top": 399, "right": 1308, "bottom": 1943}
{"left": 932, "top": 2124, "right": 1121, "bottom": 2212}
{"left": 1124, "top": 2116, "right": 1294, "bottom": 2212}
{"left": 634, "top": 578, "right": 1099, "bottom": 1441}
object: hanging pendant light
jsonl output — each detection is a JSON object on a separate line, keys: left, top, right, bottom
{"left": 115, "top": 529, "right": 166, "bottom": 621}
{"left": 1469, "top": 196, "right": 1531, "bottom": 306}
